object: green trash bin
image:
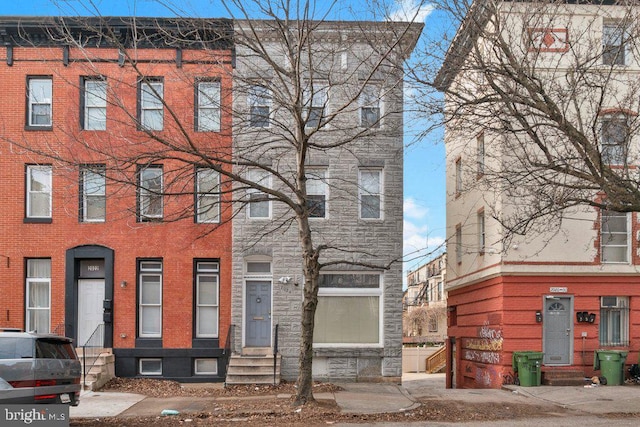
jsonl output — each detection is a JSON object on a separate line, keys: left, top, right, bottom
{"left": 594, "top": 350, "right": 628, "bottom": 385}
{"left": 512, "top": 351, "right": 544, "bottom": 386}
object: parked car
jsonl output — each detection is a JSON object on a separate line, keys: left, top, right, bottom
{"left": 0, "top": 330, "right": 81, "bottom": 406}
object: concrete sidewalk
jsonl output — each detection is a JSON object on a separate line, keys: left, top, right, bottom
{"left": 70, "top": 372, "right": 640, "bottom": 419}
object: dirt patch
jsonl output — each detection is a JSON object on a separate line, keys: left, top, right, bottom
{"left": 71, "top": 378, "right": 573, "bottom": 426}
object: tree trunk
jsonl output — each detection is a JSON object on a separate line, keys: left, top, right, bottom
{"left": 294, "top": 216, "right": 319, "bottom": 405}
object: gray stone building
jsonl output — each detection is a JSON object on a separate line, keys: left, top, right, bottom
{"left": 228, "top": 19, "right": 422, "bottom": 383}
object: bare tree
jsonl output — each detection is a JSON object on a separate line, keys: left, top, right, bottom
{"left": 414, "top": 0, "right": 640, "bottom": 245}
{"left": 6, "top": 1, "right": 422, "bottom": 404}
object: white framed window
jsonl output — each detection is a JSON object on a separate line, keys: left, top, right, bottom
{"left": 600, "top": 296, "right": 629, "bottom": 346}
{"left": 359, "top": 85, "right": 381, "bottom": 128}
{"left": 601, "top": 210, "right": 629, "bottom": 263}
{"left": 83, "top": 78, "right": 107, "bottom": 130}
{"left": 197, "top": 80, "right": 221, "bottom": 132}
{"left": 194, "top": 358, "right": 218, "bottom": 375}
{"left": 139, "top": 358, "right": 162, "bottom": 375}
{"left": 248, "top": 85, "right": 271, "bottom": 128}
{"left": 359, "top": 169, "right": 382, "bottom": 219}
{"left": 306, "top": 169, "right": 327, "bottom": 218}
{"left": 247, "top": 169, "right": 271, "bottom": 219}
{"left": 195, "top": 261, "right": 219, "bottom": 338}
{"left": 477, "top": 210, "right": 485, "bottom": 253}
{"left": 138, "top": 166, "right": 163, "bottom": 221}
{"left": 25, "top": 259, "right": 51, "bottom": 334}
{"left": 81, "top": 165, "right": 106, "bottom": 222}
{"left": 428, "top": 316, "right": 438, "bottom": 333}
{"left": 196, "top": 168, "right": 220, "bottom": 223}
{"left": 314, "top": 273, "right": 383, "bottom": 346}
{"left": 139, "top": 79, "right": 164, "bottom": 131}
{"left": 476, "top": 133, "right": 485, "bottom": 176}
{"left": 27, "top": 77, "right": 52, "bottom": 127}
{"left": 603, "top": 21, "right": 627, "bottom": 66}
{"left": 26, "top": 165, "right": 52, "bottom": 219}
{"left": 600, "top": 115, "right": 628, "bottom": 165}
{"left": 304, "top": 85, "right": 327, "bottom": 128}
{"left": 138, "top": 261, "right": 162, "bottom": 338}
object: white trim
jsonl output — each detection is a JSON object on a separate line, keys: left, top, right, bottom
{"left": 26, "top": 165, "right": 52, "bottom": 219}
{"left": 139, "top": 358, "right": 162, "bottom": 375}
{"left": 194, "top": 358, "right": 218, "bottom": 375}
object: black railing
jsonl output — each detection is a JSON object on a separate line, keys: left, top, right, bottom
{"left": 224, "top": 324, "right": 236, "bottom": 384}
{"left": 82, "top": 323, "right": 105, "bottom": 389}
{"left": 273, "top": 323, "right": 279, "bottom": 385}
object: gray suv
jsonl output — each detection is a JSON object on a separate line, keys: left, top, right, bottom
{"left": 0, "top": 330, "right": 81, "bottom": 406}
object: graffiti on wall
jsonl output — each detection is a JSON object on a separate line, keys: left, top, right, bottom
{"left": 461, "top": 321, "right": 503, "bottom": 366}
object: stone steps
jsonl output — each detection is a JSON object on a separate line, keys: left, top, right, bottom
{"left": 226, "top": 353, "right": 281, "bottom": 385}
{"left": 542, "top": 369, "right": 587, "bottom": 386}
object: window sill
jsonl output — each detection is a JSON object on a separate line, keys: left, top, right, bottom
{"left": 24, "top": 125, "right": 53, "bottom": 131}
{"left": 24, "top": 217, "right": 52, "bottom": 224}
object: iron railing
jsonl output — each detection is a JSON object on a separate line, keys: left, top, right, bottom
{"left": 273, "top": 323, "right": 279, "bottom": 385}
{"left": 82, "top": 323, "right": 105, "bottom": 389}
{"left": 224, "top": 324, "right": 236, "bottom": 383}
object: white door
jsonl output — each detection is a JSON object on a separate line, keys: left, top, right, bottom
{"left": 77, "top": 279, "right": 105, "bottom": 346}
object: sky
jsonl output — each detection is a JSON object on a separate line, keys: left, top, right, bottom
{"left": 0, "top": 0, "right": 447, "bottom": 284}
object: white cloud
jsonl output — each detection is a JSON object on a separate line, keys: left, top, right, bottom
{"left": 387, "top": 0, "right": 434, "bottom": 23}
{"left": 404, "top": 197, "right": 427, "bottom": 220}
{"left": 402, "top": 218, "right": 445, "bottom": 288}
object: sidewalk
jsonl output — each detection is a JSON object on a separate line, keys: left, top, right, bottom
{"left": 70, "top": 372, "right": 640, "bottom": 419}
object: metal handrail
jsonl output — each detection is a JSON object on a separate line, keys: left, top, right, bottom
{"left": 82, "top": 323, "right": 105, "bottom": 389}
{"left": 273, "top": 323, "right": 279, "bottom": 385}
{"left": 224, "top": 324, "right": 235, "bottom": 384}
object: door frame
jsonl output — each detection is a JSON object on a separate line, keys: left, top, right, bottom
{"left": 65, "top": 245, "right": 114, "bottom": 348}
{"left": 242, "top": 279, "right": 273, "bottom": 348}
{"left": 542, "top": 295, "right": 573, "bottom": 366}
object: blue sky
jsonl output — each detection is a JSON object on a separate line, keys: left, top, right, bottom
{"left": 0, "top": 0, "right": 447, "bottom": 282}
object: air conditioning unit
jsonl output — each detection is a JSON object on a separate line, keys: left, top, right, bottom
{"left": 601, "top": 296, "right": 622, "bottom": 308}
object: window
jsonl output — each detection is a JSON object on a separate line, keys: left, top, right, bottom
{"left": 314, "top": 273, "right": 382, "bottom": 345}
{"left": 196, "top": 80, "right": 221, "bottom": 132}
{"left": 359, "top": 169, "right": 382, "bottom": 219}
{"left": 600, "top": 116, "right": 628, "bottom": 165}
{"left": 83, "top": 78, "right": 107, "bottom": 130}
{"left": 477, "top": 210, "right": 485, "bottom": 254}
{"left": 428, "top": 316, "right": 438, "bottom": 333}
{"left": 196, "top": 168, "right": 220, "bottom": 223}
{"left": 437, "top": 281, "right": 444, "bottom": 301}
{"left": 477, "top": 133, "right": 485, "bottom": 176}
{"left": 194, "top": 358, "right": 218, "bottom": 375}
{"left": 139, "top": 79, "right": 163, "bottom": 130}
{"left": 455, "top": 224, "right": 462, "bottom": 264}
{"left": 27, "top": 77, "right": 52, "bottom": 127}
{"left": 247, "top": 169, "right": 271, "bottom": 219}
{"left": 601, "top": 210, "right": 629, "bottom": 263}
{"left": 455, "top": 158, "right": 462, "bottom": 196}
{"left": 139, "top": 358, "right": 162, "bottom": 375}
{"left": 360, "top": 86, "right": 381, "bottom": 128}
{"left": 248, "top": 85, "right": 271, "bottom": 128}
{"left": 80, "top": 165, "right": 106, "bottom": 222}
{"left": 26, "top": 165, "right": 52, "bottom": 219}
{"left": 306, "top": 170, "right": 327, "bottom": 218}
{"left": 138, "top": 261, "right": 162, "bottom": 338}
{"left": 195, "top": 261, "right": 219, "bottom": 338}
{"left": 138, "top": 166, "right": 163, "bottom": 221}
{"left": 600, "top": 296, "right": 629, "bottom": 346}
{"left": 603, "top": 22, "right": 626, "bottom": 66}
{"left": 26, "top": 259, "right": 51, "bottom": 333}
{"left": 305, "top": 85, "right": 327, "bottom": 128}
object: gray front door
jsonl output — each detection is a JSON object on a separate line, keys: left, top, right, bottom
{"left": 245, "top": 280, "right": 271, "bottom": 347}
{"left": 543, "top": 296, "right": 572, "bottom": 365}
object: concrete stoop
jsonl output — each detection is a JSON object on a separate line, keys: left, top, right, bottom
{"left": 77, "top": 348, "right": 115, "bottom": 390}
{"left": 226, "top": 352, "right": 281, "bottom": 385}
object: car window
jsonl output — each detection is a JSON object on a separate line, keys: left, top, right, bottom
{"left": 35, "top": 339, "right": 75, "bottom": 360}
{"left": 0, "top": 338, "right": 34, "bottom": 359}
